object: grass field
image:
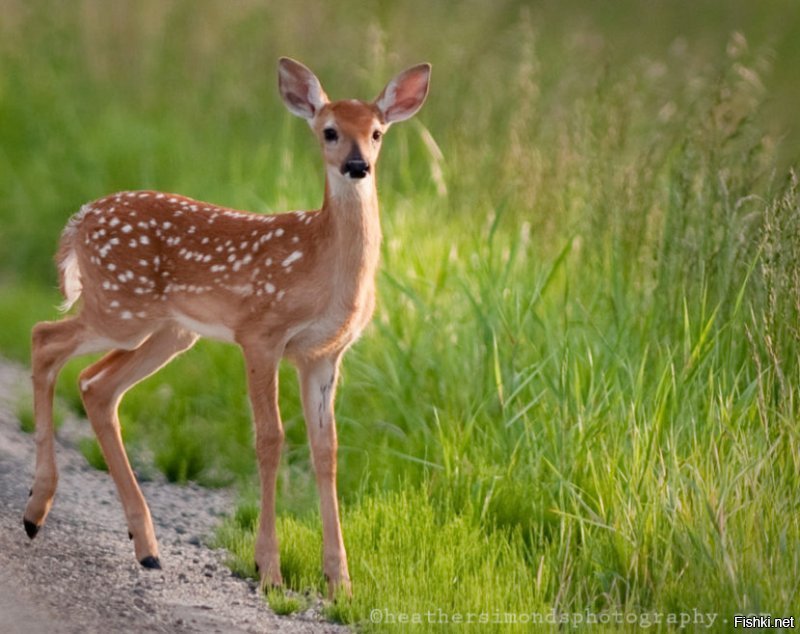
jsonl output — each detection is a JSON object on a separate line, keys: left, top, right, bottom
{"left": 2, "top": 1, "right": 799, "bottom": 631}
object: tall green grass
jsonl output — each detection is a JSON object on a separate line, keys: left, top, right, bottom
{"left": 2, "top": 1, "right": 800, "bottom": 630}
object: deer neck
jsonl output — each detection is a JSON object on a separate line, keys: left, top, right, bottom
{"left": 321, "top": 170, "right": 382, "bottom": 281}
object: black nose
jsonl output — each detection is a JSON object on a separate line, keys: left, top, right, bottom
{"left": 343, "top": 159, "right": 370, "bottom": 179}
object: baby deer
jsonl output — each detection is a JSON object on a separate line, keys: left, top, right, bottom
{"left": 24, "top": 57, "right": 431, "bottom": 597}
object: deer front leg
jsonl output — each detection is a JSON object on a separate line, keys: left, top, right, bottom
{"left": 297, "top": 355, "right": 351, "bottom": 598}
{"left": 241, "top": 345, "right": 284, "bottom": 589}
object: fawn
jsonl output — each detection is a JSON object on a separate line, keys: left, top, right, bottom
{"left": 24, "top": 57, "right": 431, "bottom": 597}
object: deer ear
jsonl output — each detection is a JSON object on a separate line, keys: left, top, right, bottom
{"left": 278, "top": 57, "right": 329, "bottom": 120}
{"left": 374, "top": 63, "right": 431, "bottom": 124}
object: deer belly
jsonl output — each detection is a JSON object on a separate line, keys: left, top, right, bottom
{"left": 171, "top": 311, "right": 236, "bottom": 342}
{"left": 287, "top": 304, "right": 372, "bottom": 357}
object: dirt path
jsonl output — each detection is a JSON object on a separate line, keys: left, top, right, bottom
{"left": 0, "top": 358, "right": 347, "bottom": 633}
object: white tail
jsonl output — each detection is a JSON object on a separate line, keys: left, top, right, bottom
{"left": 56, "top": 240, "right": 82, "bottom": 313}
{"left": 24, "top": 57, "right": 431, "bottom": 598}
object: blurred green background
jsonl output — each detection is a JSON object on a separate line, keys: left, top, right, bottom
{"left": 2, "top": 1, "right": 799, "bottom": 630}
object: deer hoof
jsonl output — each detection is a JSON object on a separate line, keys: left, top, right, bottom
{"left": 139, "top": 556, "right": 161, "bottom": 570}
{"left": 23, "top": 518, "right": 40, "bottom": 539}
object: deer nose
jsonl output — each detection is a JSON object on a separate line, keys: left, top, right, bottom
{"left": 343, "top": 158, "right": 370, "bottom": 179}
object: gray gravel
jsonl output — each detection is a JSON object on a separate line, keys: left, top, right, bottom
{"left": 0, "top": 357, "right": 348, "bottom": 633}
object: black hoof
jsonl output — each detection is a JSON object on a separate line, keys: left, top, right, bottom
{"left": 139, "top": 556, "right": 161, "bottom": 570}
{"left": 254, "top": 561, "right": 260, "bottom": 574}
{"left": 23, "top": 518, "right": 40, "bottom": 539}
{"left": 28, "top": 488, "right": 33, "bottom": 498}
{"left": 128, "top": 531, "right": 133, "bottom": 540}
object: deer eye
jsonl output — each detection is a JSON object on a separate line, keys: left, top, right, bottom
{"left": 323, "top": 128, "right": 338, "bottom": 142}
{"left": 372, "top": 130, "right": 382, "bottom": 142}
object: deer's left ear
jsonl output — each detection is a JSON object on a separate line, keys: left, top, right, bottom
{"left": 374, "top": 63, "right": 431, "bottom": 124}
{"left": 278, "top": 57, "right": 329, "bottom": 120}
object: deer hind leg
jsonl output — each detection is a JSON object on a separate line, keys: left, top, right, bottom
{"left": 78, "top": 324, "right": 197, "bottom": 568}
{"left": 297, "top": 355, "right": 351, "bottom": 598}
{"left": 25, "top": 317, "right": 113, "bottom": 538}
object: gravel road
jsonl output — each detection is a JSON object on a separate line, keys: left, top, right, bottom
{"left": 0, "top": 358, "right": 348, "bottom": 633}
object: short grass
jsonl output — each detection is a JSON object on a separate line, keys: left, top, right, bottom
{"left": 2, "top": 1, "right": 800, "bottom": 631}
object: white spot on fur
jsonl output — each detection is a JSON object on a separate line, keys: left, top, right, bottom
{"left": 227, "top": 284, "right": 253, "bottom": 295}
{"left": 282, "top": 251, "right": 303, "bottom": 267}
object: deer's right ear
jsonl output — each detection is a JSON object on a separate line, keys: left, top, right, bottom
{"left": 278, "top": 57, "right": 329, "bottom": 120}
